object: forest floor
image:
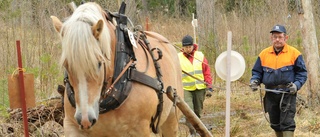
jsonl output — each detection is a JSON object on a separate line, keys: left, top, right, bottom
{"left": 1, "top": 85, "right": 319, "bottom": 137}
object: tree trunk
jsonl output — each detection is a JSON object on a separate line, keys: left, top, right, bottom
{"left": 141, "top": 0, "right": 148, "bottom": 17}
{"left": 179, "top": 0, "right": 188, "bottom": 16}
{"left": 196, "top": 0, "right": 217, "bottom": 82}
{"left": 124, "top": 0, "right": 139, "bottom": 25}
{"left": 196, "top": 0, "right": 215, "bottom": 49}
{"left": 298, "top": 0, "right": 320, "bottom": 107}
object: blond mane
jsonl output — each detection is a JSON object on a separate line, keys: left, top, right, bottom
{"left": 59, "top": 2, "right": 111, "bottom": 79}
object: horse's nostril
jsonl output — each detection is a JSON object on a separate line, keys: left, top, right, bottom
{"left": 74, "top": 114, "right": 81, "bottom": 125}
{"left": 91, "top": 118, "right": 97, "bottom": 126}
{"left": 76, "top": 116, "right": 82, "bottom": 125}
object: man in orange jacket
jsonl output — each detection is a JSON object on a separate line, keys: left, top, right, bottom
{"left": 250, "top": 25, "right": 307, "bottom": 137}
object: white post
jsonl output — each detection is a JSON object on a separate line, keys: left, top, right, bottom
{"left": 67, "top": 1, "right": 77, "bottom": 12}
{"left": 225, "top": 31, "right": 232, "bottom": 137}
{"left": 118, "top": 0, "right": 121, "bottom": 8}
{"left": 192, "top": 13, "right": 197, "bottom": 44}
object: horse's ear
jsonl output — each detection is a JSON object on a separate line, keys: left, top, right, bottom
{"left": 51, "top": 16, "right": 62, "bottom": 33}
{"left": 92, "top": 20, "right": 104, "bottom": 40}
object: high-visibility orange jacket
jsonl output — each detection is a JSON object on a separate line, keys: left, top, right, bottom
{"left": 250, "top": 44, "right": 307, "bottom": 90}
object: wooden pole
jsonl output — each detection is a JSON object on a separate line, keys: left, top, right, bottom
{"left": 182, "top": 70, "right": 208, "bottom": 85}
{"left": 16, "top": 40, "right": 29, "bottom": 137}
{"left": 225, "top": 31, "right": 232, "bottom": 137}
{"left": 166, "top": 86, "right": 213, "bottom": 137}
{"left": 192, "top": 13, "right": 197, "bottom": 44}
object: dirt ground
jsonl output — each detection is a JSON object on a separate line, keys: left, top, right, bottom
{"left": 1, "top": 87, "right": 319, "bottom": 137}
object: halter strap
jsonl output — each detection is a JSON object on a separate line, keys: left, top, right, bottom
{"left": 64, "top": 61, "right": 108, "bottom": 108}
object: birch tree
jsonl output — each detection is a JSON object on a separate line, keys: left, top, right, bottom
{"left": 298, "top": 0, "right": 320, "bottom": 107}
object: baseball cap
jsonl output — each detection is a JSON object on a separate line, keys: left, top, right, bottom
{"left": 270, "top": 25, "right": 286, "bottom": 34}
{"left": 182, "top": 35, "right": 193, "bottom": 46}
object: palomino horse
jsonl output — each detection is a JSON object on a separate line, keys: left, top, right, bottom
{"left": 51, "top": 2, "right": 183, "bottom": 137}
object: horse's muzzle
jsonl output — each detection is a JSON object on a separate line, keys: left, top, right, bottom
{"left": 76, "top": 113, "right": 97, "bottom": 129}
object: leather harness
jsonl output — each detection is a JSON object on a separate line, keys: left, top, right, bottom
{"left": 63, "top": 2, "right": 165, "bottom": 133}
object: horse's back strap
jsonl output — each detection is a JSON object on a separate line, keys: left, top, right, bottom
{"left": 129, "top": 69, "right": 162, "bottom": 91}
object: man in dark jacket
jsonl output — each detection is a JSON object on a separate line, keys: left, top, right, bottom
{"left": 250, "top": 25, "right": 307, "bottom": 137}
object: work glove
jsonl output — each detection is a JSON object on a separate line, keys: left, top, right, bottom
{"left": 287, "top": 82, "right": 297, "bottom": 94}
{"left": 206, "top": 88, "right": 213, "bottom": 97}
{"left": 249, "top": 80, "right": 260, "bottom": 92}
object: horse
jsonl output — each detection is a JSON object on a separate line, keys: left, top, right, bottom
{"left": 51, "top": 2, "right": 183, "bottom": 137}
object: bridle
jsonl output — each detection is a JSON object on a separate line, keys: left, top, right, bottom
{"left": 63, "top": 61, "right": 108, "bottom": 108}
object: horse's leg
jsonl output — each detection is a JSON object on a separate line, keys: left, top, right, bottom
{"left": 160, "top": 107, "right": 181, "bottom": 137}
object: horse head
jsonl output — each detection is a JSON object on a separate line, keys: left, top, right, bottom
{"left": 51, "top": 2, "right": 112, "bottom": 129}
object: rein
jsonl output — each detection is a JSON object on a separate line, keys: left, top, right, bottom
{"left": 101, "top": 59, "right": 134, "bottom": 98}
{"left": 259, "top": 88, "right": 292, "bottom": 126}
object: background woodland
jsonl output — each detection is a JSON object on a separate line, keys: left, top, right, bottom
{"left": 0, "top": 0, "right": 319, "bottom": 136}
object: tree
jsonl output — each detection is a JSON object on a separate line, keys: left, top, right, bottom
{"left": 196, "top": 0, "right": 215, "bottom": 49}
{"left": 196, "top": 0, "right": 217, "bottom": 82}
{"left": 298, "top": 0, "right": 320, "bottom": 106}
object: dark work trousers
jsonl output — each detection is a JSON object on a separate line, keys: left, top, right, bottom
{"left": 264, "top": 92, "right": 296, "bottom": 131}
{"left": 184, "top": 89, "right": 206, "bottom": 118}
{"left": 184, "top": 89, "right": 206, "bottom": 135}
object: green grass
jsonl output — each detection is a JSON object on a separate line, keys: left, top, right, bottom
{"left": 0, "top": 78, "right": 9, "bottom": 108}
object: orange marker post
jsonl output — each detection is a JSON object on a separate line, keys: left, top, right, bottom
{"left": 16, "top": 40, "right": 29, "bottom": 137}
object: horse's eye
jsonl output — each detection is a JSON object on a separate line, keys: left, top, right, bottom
{"left": 98, "top": 62, "right": 102, "bottom": 69}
